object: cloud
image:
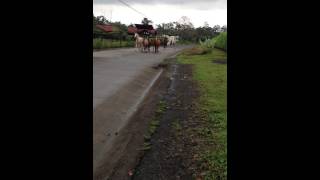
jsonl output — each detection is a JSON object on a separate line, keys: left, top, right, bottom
{"left": 93, "top": 0, "right": 227, "bottom": 10}
{"left": 93, "top": 4, "right": 227, "bottom": 27}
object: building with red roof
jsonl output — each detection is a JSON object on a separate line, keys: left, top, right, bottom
{"left": 96, "top": 24, "right": 113, "bottom": 33}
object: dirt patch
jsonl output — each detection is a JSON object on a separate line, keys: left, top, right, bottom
{"left": 181, "top": 47, "right": 212, "bottom": 55}
{"left": 132, "top": 64, "right": 204, "bottom": 180}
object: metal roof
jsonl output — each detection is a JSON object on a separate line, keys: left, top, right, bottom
{"left": 96, "top": 24, "right": 113, "bottom": 32}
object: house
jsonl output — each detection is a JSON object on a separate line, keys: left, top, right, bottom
{"left": 127, "top": 24, "right": 157, "bottom": 36}
{"left": 96, "top": 24, "right": 113, "bottom": 33}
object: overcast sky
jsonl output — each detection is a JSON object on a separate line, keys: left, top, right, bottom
{"left": 93, "top": 0, "right": 227, "bottom": 28}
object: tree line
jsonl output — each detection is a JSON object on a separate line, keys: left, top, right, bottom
{"left": 93, "top": 14, "right": 227, "bottom": 43}
{"left": 93, "top": 14, "right": 130, "bottom": 40}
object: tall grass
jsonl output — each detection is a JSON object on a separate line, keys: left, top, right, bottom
{"left": 199, "top": 38, "right": 216, "bottom": 49}
{"left": 199, "top": 32, "right": 227, "bottom": 52}
{"left": 93, "top": 38, "right": 135, "bottom": 49}
{"left": 213, "top": 32, "right": 227, "bottom": 51}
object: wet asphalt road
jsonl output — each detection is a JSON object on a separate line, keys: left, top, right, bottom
{"left": 93, "top": 45, "right": 193, "bottom": 178}
{"left": 93, "top": 46, "right": 189, "bottom": 110}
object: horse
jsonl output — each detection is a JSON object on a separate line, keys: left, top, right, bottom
{"left": 142, "top": 38, "right": 149, "bottom": 53}
{"left": 174, "top": 36, "right": 179, "bottom": 44}
{"left": 160, "top": 36, "right": 168, "bottom": 48}
{"left": 167, "top": 36, "right": 176, "bottom": 46}
{"left": 163, "top": 35, "right": 177, "bottom": 47}
{"left": 148, "top": 38, "right": 155, "bottom": 52}
{"left": 134, "top": 33, "right": 144, "bottom": 51}
{"left": 154, "top": 37, "right": 161, "bottom": 53}
{"left": 147, "top": 37, "right": 161, "bottom": 53}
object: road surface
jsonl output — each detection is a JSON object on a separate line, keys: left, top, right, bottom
{"left": 93, "top": 45, "right": 192, "bottom": 179}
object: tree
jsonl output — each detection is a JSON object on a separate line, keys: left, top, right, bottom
{"left": 213, "top": 25, "right": 221, "bottom": 33}
{"left": 155, "top": 18, "right": 220, "bottom": 42}
{"left": 93, "top": 14, "right": 97, "bottom": 29}
{"left": 203, "top": 21, "right": 209, "bottom": 28}
{"left": 141, "top": 18, "right": 152, "bottom": 25}
{"left": 221, "top": 25, "right": 227, "bottom": 32}
{"left": 96, "top": 15, "right": 109, "bottom": 25}
{"left": 178, "top": 16, "right": 194, "bottom": 29}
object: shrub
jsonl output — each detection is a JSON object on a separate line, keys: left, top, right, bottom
{"left": 93, "top": 38, "right": 135, "bottom": 49}
{"left": 213, "top": 32, "right": 227, "bottom": 51}
{"left": 199, "top": 38, "right": 216, "bottom": 49}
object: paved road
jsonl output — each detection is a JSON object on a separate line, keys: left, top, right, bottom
{"left": 93, "top": 45, "right": 193, "bottom": 178}
{"left": 93, "top": 46, "right": 187, "bottom": 109}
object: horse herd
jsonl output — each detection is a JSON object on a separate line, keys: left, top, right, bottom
{"left": 134, "top": 33, "right": 178, "bottom": 53}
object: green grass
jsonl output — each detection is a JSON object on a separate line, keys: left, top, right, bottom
{"left": 140, "top": 142, "right": 151, "bottom": 151}
{"left": 142, "top": 100, "right": 167, "bottom": 151}
{"left": 93, "top": 38, "right": 135, "bottom": 49}
{"left": 172, "top": 119, "right": 182, "bottom": 131}
{"left": 177, "top": 47, "right": 227, "bottom": 179}
{"left": 148, "top": 119, "right": 159, "bottom": 135}
{"left": 213, "top": 32, "right": 227, "bottom": 51}
{"left": 199, "top": 32, "right": 227, "bottom": 52}
{"left": 182, "top": 46, "right": 212, "bottom": 56}
{"left": 199, "top": 38, "right": 216, "bottom": 49}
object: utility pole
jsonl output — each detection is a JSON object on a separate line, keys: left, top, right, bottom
{"left": 110, "top": 9, "right": 112, "bottom": 22}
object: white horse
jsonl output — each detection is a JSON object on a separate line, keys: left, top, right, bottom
{"left": 163, "top": 35, "right": 178, "bottom": 46}
{"left": 175, "top": 36, "right": 179, "bottom": 42}
{"left": 134, "top": 33, "right": 144, "bottom": 51}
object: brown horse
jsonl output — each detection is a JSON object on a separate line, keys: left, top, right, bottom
{"left": 142, "top": 38, "right": 149, "bottom": 52}
{"left": 148, "top": 38, "right": 155, "bottom": 52}
{"left": 161, "top": 37, "right": 168, "bottom": 48}
{"left": 148, "top": 37, "right": 161, "bottom": 53}
{"left": 154, "top": 38, "right": 161, "bottom": 53}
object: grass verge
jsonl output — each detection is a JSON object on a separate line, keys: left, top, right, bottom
{"left": 177, "top": 47, "right": 227, "bottom": 179}
{"left": 93, "top": 38, "right": 135, "bottom": 49}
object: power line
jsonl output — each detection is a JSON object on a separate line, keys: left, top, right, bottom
{"left": 117, "top": 0, "right": 147, "bottom": 18}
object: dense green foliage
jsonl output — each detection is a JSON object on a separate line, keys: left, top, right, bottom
{"left": 199, "top": 32, "right": 227, "bottom": 51}
{"left": 213, "top": 32, "right": 227, "bottom": 51}
{"left": 199, "top": 38, "right": 216, "bottom": 49}
{"left": 93, "top": 38, "right": 135, "bottom": 49}
{"left": 93, "top": 14, "right": 227, "bottom": 48}
{"left": 156, "top": 22, "right": 226, "bottom": 43}
{"left": 93, "top": 14, "right": 130, "bottom": 41}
